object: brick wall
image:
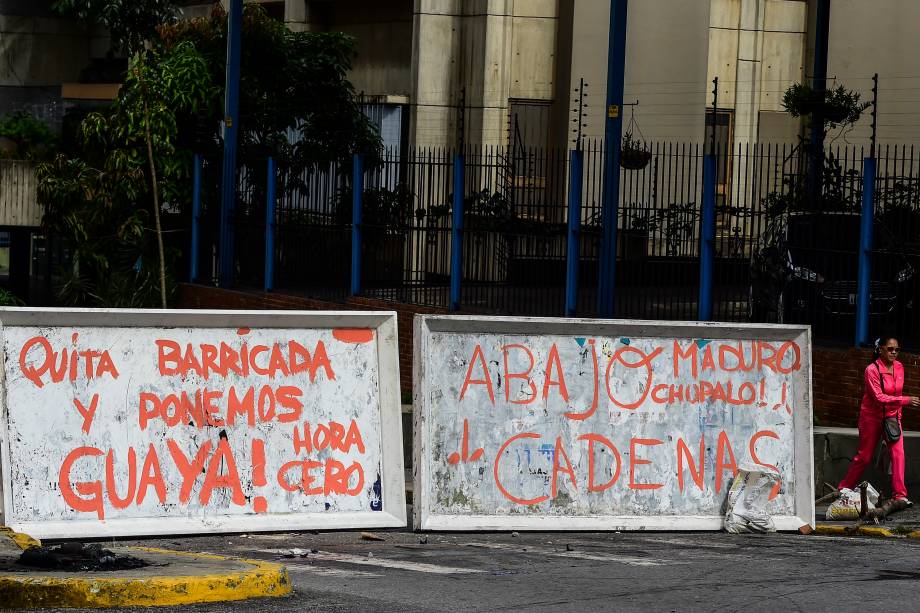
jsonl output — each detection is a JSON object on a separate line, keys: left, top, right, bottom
{"left": 179, "top": 284, "right": 920, "bottom": 430}
{"left": 813, "top": 346, "right": 920, "bottom": 430}
{"left": 177, "top": 284, "right": 447, "bottom": 396}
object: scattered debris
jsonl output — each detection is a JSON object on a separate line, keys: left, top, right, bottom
{"left": 815, "top": 489, "right": 842, "bottom": 506}
{"left": 511, "top": 532, "right": 519, "bottom": 538}
{"left": 367, "top": 552, "right": 375, "bottom": 558}
{"left": 866, "top": 497, "right": 912, "bottom": 520}
{"left": 565, "top": 544, "right": 574, "bottom": 552}
{"left": 311, "top": 548, "right": 319, "bottom": 554}
{"left": 283, "top": 548, "right": 309, "bottom": 558}
{"left": 798, "top": 524, "right": 814, "bottom": 535}
{"left": 361, "top": 532, "right": 386, "bottom": 542}
{"left": 18, "top": 543, "right": 148, "bottom": 572}
{"left": 418, "top": 536, "right": 428, "bottom": 545}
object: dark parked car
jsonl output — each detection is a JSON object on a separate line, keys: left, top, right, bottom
{"left": 749, "top": 212, "right": 916, "bottom": 324}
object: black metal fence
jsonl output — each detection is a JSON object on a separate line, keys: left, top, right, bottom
{"left": 193, "top": 141, "right": 920, "bottom": 348}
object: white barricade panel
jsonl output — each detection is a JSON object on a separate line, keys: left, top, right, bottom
{"left": 0, "top": 309, "right": 405, "bottom": 538}
{"left": 414, "top": 316, "right": 813, "bottom": 531}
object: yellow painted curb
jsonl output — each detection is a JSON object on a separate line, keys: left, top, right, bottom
{"left": 0, "top": 526, "right": 41, "bottom": 550}
{"left": 0, "top": 547, "right": 291, "bottom": 609}
{"left": 815, "top": 523, "right": 900, "bottom": 538}
{"left": 814, "top": 524, "right": 848, "bottom": 536}
{"left": 859, "top": 526, "right": 898, "bottom": 538}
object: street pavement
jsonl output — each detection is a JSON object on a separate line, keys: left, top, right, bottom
{"left": 17, "top": 525, "right": 920, "bottom": 613}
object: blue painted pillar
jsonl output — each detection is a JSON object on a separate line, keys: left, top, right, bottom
{"left": 190, "top": 153, "right": 201, "bottom": 282}
{"left": 597, "top": 0, "right": 628, "bottom": 317}
{"left": 565, "top": 149, "right": 583, "bottom": 317}
{"left": 855, "top": 157, "right": 876, "bottom": 347}
{"left": 264, "top": 157, "right": 276, "bottom": 292}
{"left": 698, "top": 154, "right": 717, "bottom": 321}
{"left": 450, "top": 154, "right": 465, "bottom": 311}
{"left": 350, "top": 154, "right": 364, "bottom": 296}
{"left": 218, "top": 0, "right": 243, "bottom": 287}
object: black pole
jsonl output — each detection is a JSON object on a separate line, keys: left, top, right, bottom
{"left": 457, "top": 86, "right": 466, "bottom": 152}
{"left": 870, "top": 73, "right": 879, "bottom": 159}
{"left": 809, "top": 0, "right": 831, "bottom": 209}
{"left": 218, "top": 0, "right": 243, "bottom": 288}
{"left": 710, "top": 77, "right": 719, "bottom": 154}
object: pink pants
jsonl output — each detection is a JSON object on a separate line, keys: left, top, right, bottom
{"left": 838, "top": 407, "right": 907, "bottom": 500}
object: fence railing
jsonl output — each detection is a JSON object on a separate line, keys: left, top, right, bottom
{"left": 190, "top": 141, "right": 920, "bottom": 348}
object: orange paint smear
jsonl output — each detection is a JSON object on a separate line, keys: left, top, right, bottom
{"left": 333, "top": 328, "right": 374, "bottom": 344}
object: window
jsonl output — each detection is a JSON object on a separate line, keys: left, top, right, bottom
{"left": 507, "top": 100, "right": 560, "bottom": 221}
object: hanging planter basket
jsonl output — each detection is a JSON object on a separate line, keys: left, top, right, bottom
{"left": 620, "top": 148, "right": 652, "bottom": 170}
{"left": 822, "top": 103, "right": 851, "bottom": 124}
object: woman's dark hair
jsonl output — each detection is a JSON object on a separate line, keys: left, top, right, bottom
{"left": 873, "top": 335, "right": 898, "bottom": 361}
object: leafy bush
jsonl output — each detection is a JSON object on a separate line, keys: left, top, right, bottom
{"left": 0, "top": 288, "right": 24, "bottom": 306}
{"left": 0, "top": 112, "right": 58, "bottom": 160}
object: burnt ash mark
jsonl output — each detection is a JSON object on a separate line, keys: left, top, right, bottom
{"left": 17, "top": 543, "right": 149, "bottom": 572}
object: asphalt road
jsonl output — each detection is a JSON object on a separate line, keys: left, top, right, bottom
{"left": 22, "top": 527, "right": 920, "bottom": 613}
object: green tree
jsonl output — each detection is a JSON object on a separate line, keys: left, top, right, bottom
{"left": 53, "top": 0, "right": 187, "bottom": 307}
{"left": 158, "top": 4, "right": 380, "bottom": 167}
{"left": 52, "top": 0, "right": 178, "bottom": 54}
{"left": 37, "top": 41, "right": 214, "bottom": 307}
{"left": 42, "top": 3, "right": 378, "bottom": 307}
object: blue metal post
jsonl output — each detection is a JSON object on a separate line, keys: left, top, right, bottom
{"left": 190, "top": 153, "right": 201, "bottom": 282}
{"left": 218, "top": 0, "right": 243, "bottom": 287}
{"left": 698, "top": 154, "right": 717, "bottom": 321}
{"left": 264, "top": 157, "right": 276, "bottom": 292}
{"left": 450, "top": 154, "right": 465, "bottom": 311}
{"left": 597, "top": 0, "right": 628, "bottom": 317}
{"left": 855, "top": 157, "right": 876, "bottom": 347}
{"left": 350, "top": 154, "right": 364, "bottom": 296}
{"left": 565, "top": 150, "right": 583, "bottom": 317}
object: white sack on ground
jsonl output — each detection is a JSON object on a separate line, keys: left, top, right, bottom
{"left": 723, "top": 469, "right": 782, "bottom": 533}
{"left": 825, "top": 485, "right": 878, "bottom": 521}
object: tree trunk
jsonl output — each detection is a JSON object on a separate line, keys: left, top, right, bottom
{"left": 138, "top": 63, "right": 168, "bottom": 309}
{"left": 144, "top": 102, "right": 168, "bottom": 309}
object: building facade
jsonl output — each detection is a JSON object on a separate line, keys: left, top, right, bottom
{"left": 261, "top": 0, "right": 920, "bottom": 150}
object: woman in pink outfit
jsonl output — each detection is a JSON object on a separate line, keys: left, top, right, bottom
{"left": 838, "top": 336, "right": 920, "bottom": 501}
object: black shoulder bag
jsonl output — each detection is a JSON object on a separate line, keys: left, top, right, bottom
{"left": 877, "top": 363, "right": 903, "bottom": 443}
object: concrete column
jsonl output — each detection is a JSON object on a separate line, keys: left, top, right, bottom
{"left": 733, "top": 0, "right": 765, "bottom": 146}
{"left": 409, "top": 1, "right": 463, "bottom": 147}
{"left": 284, "top": 0, "right": 311, "bottom": 32}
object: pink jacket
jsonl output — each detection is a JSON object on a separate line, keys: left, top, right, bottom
{"left": 862, "top": 358, "right": 910, "bottom": 417}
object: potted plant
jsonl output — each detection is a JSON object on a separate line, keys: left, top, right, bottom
{"left": 618, "top": 210, "right": 657, "bottom": 260}
{"left": 462, "top": 189, "right": 513, "bottom": 283}
{"left": 620, "top": 132, "right": 652, "bottom": 170}
{"left": 782, "top": 83, "right": 870, "bottom": 129}
{"left": 654, "top": 202, "right": 699, "bottom": 257}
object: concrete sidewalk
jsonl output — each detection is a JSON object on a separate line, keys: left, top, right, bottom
{"left": 0, "top": 528, "right": 291, "bottom": 610}
{"left": 815, "top": 502, "right": 920, "bottom": 538}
